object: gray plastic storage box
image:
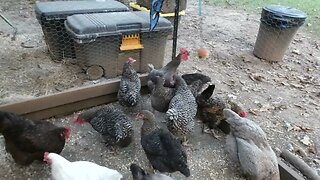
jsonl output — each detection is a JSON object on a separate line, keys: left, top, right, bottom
{"left": 65, "top": 11, "right": 172, "bottom": 79}
{"left": 35, "top": 1, "right": 129, "bottom": 61}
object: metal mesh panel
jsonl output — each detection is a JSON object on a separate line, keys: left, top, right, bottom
{"left": 253, "top": 6, "right": 306, "bottom": 62}
{"left": 34, "top": 1, "right": 171, "bottom": 80}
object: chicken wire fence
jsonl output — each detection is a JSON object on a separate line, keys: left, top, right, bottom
{"left": 33, "top": 1, "right": 173, "bottom": 79}
{"left": 253, "top": 5, "right": 306, "bottom": 62}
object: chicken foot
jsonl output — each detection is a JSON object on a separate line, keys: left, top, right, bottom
{"left": 203, "top": 128, "right": 222, "bottom": 140}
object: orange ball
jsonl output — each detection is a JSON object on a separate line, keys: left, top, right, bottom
{"left": 197, "top": 48, "right": 209, "bottom": 59}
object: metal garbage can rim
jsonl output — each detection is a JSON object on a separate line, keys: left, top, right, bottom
{"left": 263, "top": 5, "right": 307, "bottom": 19}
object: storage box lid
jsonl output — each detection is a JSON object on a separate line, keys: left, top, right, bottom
{"left": 65, "top": 11, "right": 172, "bottom": 41}
{"left": 35, "top": 0, "right": 129, "bottom": 20}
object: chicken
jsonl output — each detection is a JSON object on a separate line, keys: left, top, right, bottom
{"left": 44, "top": 152, "right": 123, "bottom": 180}
{"left": 166, "top": 75, "right": 197, "bottom": 146}
{"left": 74, "top": 107, "right": 133, "bottom": 148}
{"left": 150, "top": 75, "right": 175, "bottom": 112}
{"left": 181, "top": 73, "right": 211, "bottom": 98}
{"left": 130, "top": 163, "right": 173, "bottom": 180}
{"left": 0, "top": 111, "right": 70, "bottom": 165}
{"left": 196, "top": 85, "right": 248, "bottom": 137}
{"left": 148, "top": 48, "right": 189, "bottom": 91}
{"left": 118, "top": 57, "right": 141, "bottom": 107}
{"left": 136, "top": 110, "right": 190, "bottom": 177}
{"left": 223, "top": 109, "right": 280, "bottom": 180}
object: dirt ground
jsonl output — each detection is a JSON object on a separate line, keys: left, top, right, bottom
{"left": 0, "top": 0, "right": 319, "bottom": 179}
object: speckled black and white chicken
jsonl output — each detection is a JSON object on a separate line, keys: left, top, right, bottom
{"left": 147, "top": 48, "right": 189, "bottom": 91}
{"left": 223, "top": 109, "right": 280, "bottom": 180}
{"left": 150, "top": 75, "right": 175, "bottom": 113}
{"left": 166, "top": 75, "right": 197, "bottom": 146}
{"left": 136, "top": 110, "right": 190, "bottom": 177}
{"left": 117, "top": 57, "right": 141, "bottom": 107}
{"left": 74, "top": 107, "right": 133, "bottom": 148}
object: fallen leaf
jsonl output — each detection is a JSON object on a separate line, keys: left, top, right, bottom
{"left": 290, "top": 83, "right": 304, "bottom": 89}
{"left": 300, "top": 135, "right": 312, "bottom": 146}
{"left": 292, "top": 49, "right": 302, "bottom": 55}
{"left": 248, "top": 108, "right": 259, "bottom": 115}
{"left": 249, "top": 73, "right": 264, "bottom": 82}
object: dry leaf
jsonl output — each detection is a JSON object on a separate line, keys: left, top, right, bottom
{"left": 249, "top": 73, "right": 264, "bottom": 82}
{"left": 300, "top": 135, "right": 312, "bottom": 146}
{"left": 292, "top": 49, "right": 302, "bottom": 55}
{"left": 248, "top": 108, "right": 259, "bottom": 115}
{"left": 290, "top": 83, "right": 304, "bottom": 89}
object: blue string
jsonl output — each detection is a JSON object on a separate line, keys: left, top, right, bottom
{"left": 198, "top": 0, "right": 202, "bottom": 16}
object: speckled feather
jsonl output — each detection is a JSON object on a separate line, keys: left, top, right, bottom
{"left": 118, "top": 61, "right": 141, "bottom": 107}
{"left": 166, "top": 75, "right": 197, "bottom": 137}
{"left": 81, "top": 107, "right": 133, "bottom": 147}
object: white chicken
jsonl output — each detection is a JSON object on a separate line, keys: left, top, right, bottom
{"left": 43, "top": 152, "right": 123, "bottom": 180}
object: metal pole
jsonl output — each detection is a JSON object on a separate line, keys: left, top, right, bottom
{"left": 171, "top": 0, "right": 180, "bottom": 60}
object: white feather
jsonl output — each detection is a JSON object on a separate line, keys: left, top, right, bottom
{"left": 47, "top": 153, "right": 123, "bottom": 180}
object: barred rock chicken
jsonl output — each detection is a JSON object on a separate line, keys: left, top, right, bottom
{"left": 151, "top": 75, "right": 175, "bottom": 112}
{"left": 166, "top": 75, "right": 197, "bottom": 146}
{"left": 44, "top": 152, "right": 123, "bottom": 180}
{"left": 148, "top": 48, "right": 189, "bottom": 91}
{"left": 136, "top": 110, "right": 190, "bottom": 177}
{"left": 223, "top": 109, "right": 280, "bottom": 180}
{"left": 118, "top": 57, "right": 141, "bottom": 107}
{"left": 130, "top": 163, "right": 173, "bottom": 180}
{"left": 0, "top": 111, "right": 70, "bottom": 165}
{"left": 74, "top": 107, "right": 133, "bottom": 148}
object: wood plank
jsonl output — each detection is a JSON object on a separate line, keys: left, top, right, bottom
{"left": 0, "top": 74, "right": 148, "bottom": 115}
{"left": 279, "top": 159, "right": 305, "bottom": 180}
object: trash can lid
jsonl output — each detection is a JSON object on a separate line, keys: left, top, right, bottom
{"left": 263, "top": 5, "right": 306, "bottom": 19}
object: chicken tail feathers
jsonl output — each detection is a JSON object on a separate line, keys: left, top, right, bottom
{"left": 130, "top": 164, "right": 146, "bottom": 180}
{"left": 166, "top": 108, "right": 178, "bottom": 122}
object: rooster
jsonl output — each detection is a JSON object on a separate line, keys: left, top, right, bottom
{"left": 74, "top": 107, "right": 133, "bottom": 148}
{"left": 130, "top": 163, "right": 173, "bottom": 180}
{"left": 150, "top": 74, "right": 175, "bottom": 113}
{"left": 148, "top": 48, "right": 189, "bottom": 91}
{"left": 166, "top": 75, "right": 197, "bottom": 146}
{"left": 224, "top": 109, "right": 280, "bottom": 180}
{"left": 44, "top": 152, "right": 123, "bottom": 180}
{"left": 118, "top": 57, "right": 141, "bottom": 107}
{"left": 0, "top": 111, "right": 70, "bottom": 165}
{"left": 136, "top": 110, "right": 190, "bottom": 177}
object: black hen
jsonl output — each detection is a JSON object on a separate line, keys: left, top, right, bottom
{"left": 130, "top": 163, "right": 173, "bottom": 180}
{"left": 0, "top": 111, "right": 70, "bottom": 165}
{"left": 75, "top": 107, "right": 133, "bottom": 147}
{"left": 136, "top": 110, "right": 190, "bottom": 177}
{"left": 118, "top": 57, "right": 141, "bottom": 107}
{"left": 182, "top": 73, "right": 211, "bottom": 97}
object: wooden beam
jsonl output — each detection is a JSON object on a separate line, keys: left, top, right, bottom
{"left": 0, "top": 74, "right": 148, "bottom": 120}
{"left": 278, "top": 159, "right": 305, "bottom": 180}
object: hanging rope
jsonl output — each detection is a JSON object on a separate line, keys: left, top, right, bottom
{"left": 171, "top": 0, "right": 180, "bottom": 60}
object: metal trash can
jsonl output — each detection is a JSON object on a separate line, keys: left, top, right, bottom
{"left": 253, "top": 5, "right": 306, "bottom": 62}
